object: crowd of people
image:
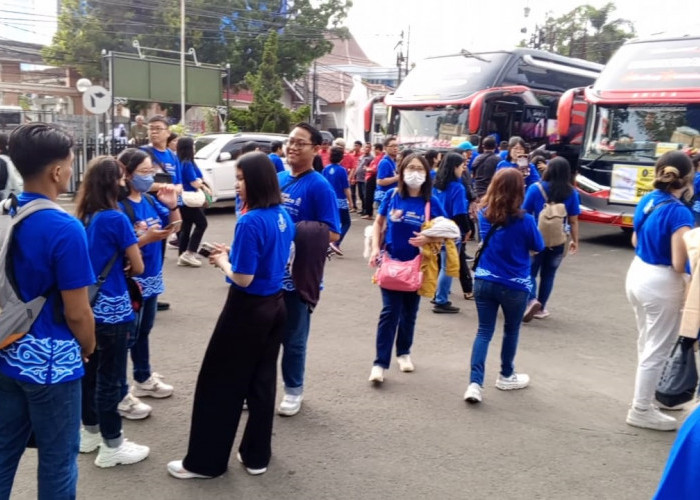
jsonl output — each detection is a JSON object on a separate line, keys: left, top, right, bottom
{"left": 1, "top": 118, "right": 699, "bottom": 499}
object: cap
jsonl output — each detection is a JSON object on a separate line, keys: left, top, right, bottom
{"left": 457, "top": 141, "right": 476, "bottom": 151}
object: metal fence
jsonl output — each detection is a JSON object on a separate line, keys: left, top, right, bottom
{"left": 70, "top": 139, "right": 131, "bottom": 194}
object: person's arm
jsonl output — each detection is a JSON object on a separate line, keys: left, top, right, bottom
{"left": 671, "top": 226, "right": 691, "bottom": 273}
{"left": 568, "top": 215, "right": 579, "bottom": 255}
{"left": 377, "top": 174, "right": 399, "bottom": 186}
{"left": 125, "top": 243, "right": 144, "bottom": 276}
{"left": 369, "top": 214, "right": 386, "bottom": 266}
{"left": 211, "top": 252, "right": 254, "bottom": 287}
{"left": 345, "top": 187, "right": 352, "bottom": 209}
{"left": 329, "top": 231, "right": 340, "bottom": 242}
{"left": 61, "top": 287, "right": 95, "bottom": 360}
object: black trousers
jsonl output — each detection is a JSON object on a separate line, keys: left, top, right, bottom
{"left": 458, "top": 239, "right": 473, "bottom": 294}
{"left": 364, "top": 177, "right": 376, "bottom": 217}
{"left": 182, "top": 287, "right": 286, "bottom": 476}
{"left": 178, "top": 206, "right": 208, "bottom": 255}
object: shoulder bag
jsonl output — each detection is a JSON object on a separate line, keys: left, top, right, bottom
{"left": 374, "top": 198, "right": 430, "bottom": 292}
{"left": 471, "top": 222, "right": 501, "bottom": 271}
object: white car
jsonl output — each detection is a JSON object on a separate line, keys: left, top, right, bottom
{"left": 194, "top": 132, "right": 288, "bottom": 203}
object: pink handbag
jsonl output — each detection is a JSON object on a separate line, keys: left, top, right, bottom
{"left": 373, "top": 200, "right": 429, "bottom": 292}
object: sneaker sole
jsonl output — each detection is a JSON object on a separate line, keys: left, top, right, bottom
{"left": 522, "top": 302, "right": 541, "bottom": 323}
{"left": 432, "top": 308, "right": 460, "bottom": 314}
{"left": 131, "top": 389, "right": 173, "bottom": 399}
{"left": 495, "top": 382, "right": 529, "bottom": 391}
{"left": 626, "top": 416, "right": 677, "bottom": 431}
{"left": 167, "top": 462, "right": 213, "bottom": 479}
{"left": 95, "top": 451, "right": 149, "bottom": 468}
{"left": 236, "top": 452, "right": 267, "bottom": 475}
{"left": 118, "top": 410, "right": 151, "bottom": 420}
{"left": 80, "top": 441, "right": 101, "bottom": 453}
{"left": 277, "top": 407, "right": 301, "bottom": 416}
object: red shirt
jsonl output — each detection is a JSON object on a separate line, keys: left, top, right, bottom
{"left": 319, "top": 148, "right": 331, "bottom": 166}
{"left": 365, "top": 152, "right": 384, "bottom": 181}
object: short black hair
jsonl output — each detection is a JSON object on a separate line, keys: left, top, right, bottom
{"left": 0, "top": 133, "right": 8, "bottom": 154}
{"left": 238, "top": 152, "right": 282, "bottom": 209}
{"left": 292, "top": 122, "right": 323, "bottom": 146}
{"left": 148, "top": 115, "right": 169, "bottom": 127}
{"left": 383, "top": 135, "right": 397, "bottom": 147}
{"left": 330, "top": 146, "right": 344, "bottom": 164}
{"left": 374, "top": 143, "right": 384, "bottom": 152}
{"left": 481, "top": 136, "right": 497, "bottom": 150}
{"left": 8, "top": 123, "right": 74, "bottom": 180}
{"left": 117, "top": 148, "right": 150, "bottom": 174}
{"left": 242, "top": 141, "right": 258, "bottom": 154}
{"left": 167, "top": 132, "right": 178, "bottom": 144}
{"left": 177, "top": 136, "right": 195, "bottom": 163}
{"left": 354, "top": 140, "right": 362, "bottom": 147}
{"left": 271, "top": 140, "right": 283, "bottom": 153}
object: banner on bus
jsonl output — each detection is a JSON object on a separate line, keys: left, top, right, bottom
{"left": 609, "top": 164, "right": 654, "bottom": 205}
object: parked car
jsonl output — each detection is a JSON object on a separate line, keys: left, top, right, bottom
{"left": 193, "top": 132, "right": 288, "bottom": 203}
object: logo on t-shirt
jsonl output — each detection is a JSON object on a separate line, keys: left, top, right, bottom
{"left": 278, "top": 213, "right": 288, "bottom": 232}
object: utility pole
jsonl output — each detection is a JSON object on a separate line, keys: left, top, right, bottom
{"left": 312, "top": 61, "right": 318, "bottom": 125}
{"left": 404, "top": 25, "right": 411, "bottom": 78}
{"left": 395, "top": 30, "right": 405, "bottom": 86}
{"left": 180, "top": 0, "right": 186, "bottom": 126}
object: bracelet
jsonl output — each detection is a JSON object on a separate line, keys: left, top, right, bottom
{"left": 169, "top": 206, "right": 178, "bottom": 211}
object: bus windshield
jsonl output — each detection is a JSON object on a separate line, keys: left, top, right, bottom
{"left": 394, "top": 106, "right": 470, "bottom": 148}
{"left": 594, "top": 38, "right": 700, "bottom": 91}
{"left": 583, "top": 105, "right": 700, "bottom": 161}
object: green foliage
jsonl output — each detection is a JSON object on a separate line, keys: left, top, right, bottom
{"left": 44, "top": 0, "right": 352, "bottom": 84}
{"left": 534, "top": 2, "right": 635, "bottom": 64}
{"left": 291, "top": 105, "right": 311, "bottom": 124}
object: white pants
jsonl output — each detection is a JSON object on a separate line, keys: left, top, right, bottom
{"left": 625, "top": 257, "right": 686, "bottom": 409}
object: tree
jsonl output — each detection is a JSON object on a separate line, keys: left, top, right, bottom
{"left": 526, "top": 3, "right": 635, "bottom": 64}
{"left": 44, "top": 0, "right": 352, "bottom": 83}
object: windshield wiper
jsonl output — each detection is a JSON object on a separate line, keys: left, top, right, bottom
{"left": 584, "top": 148, "right": 657, "bottom": 171}
{"left": 460, "top": 49, "right": 490, "bottom": 63}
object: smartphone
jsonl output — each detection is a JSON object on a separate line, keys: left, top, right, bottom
{"left": 154, "top": 172, "right": 173, "bottom": 184}
{"left": 163, "top": 220, "right": 182, "bottom": 231}
{"left": 197, "top": 242, "right": 217, "bottom": 258}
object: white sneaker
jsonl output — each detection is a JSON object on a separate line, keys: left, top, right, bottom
{"left": 236, "top": 452, "right": 267, "bottom": 475}
{"left": 94, "top": 439, "right": 150, "bottom": 468}
{"left": 495, "top": 373, "right": 530, "bottom": 391}
{"left": 396, "top": 355, "right": 414, "bottom": 372}
{"left": 80, "top": 428, "right": 102, "bottom": 453}
{"left": 132, "top": 373, "right": 173, "bottom": 399}
{"left": 117, "top": 393, "right": 152, "bottom": 420}
{"left": 178, "top": 252, "right": 202, "bottom": 267}
{"left": 277, "top": 394, "right": 303, "bottom": 416}
{"left": 626, "top": 406, "right": 678, "bottom": 431}
{"left": 167, "top": 460, "right": 213, "bottom": 480}
{"left": 368, "top": 365, "right": 384, "bottom": 383}
{"left": 464, "top": 383, "right": 483, "bottom": 403}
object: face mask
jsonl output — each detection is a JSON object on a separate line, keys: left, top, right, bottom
{"left": 404, "top": 171, "right": 426, "bottom": 189}
{"left": 118, "top": 184, "right": 130, "bottom": 200}
{"left": 131, "top": 174, "right": 154, "bottom": 193}
{"left": 517, "top": 157, "right": 529, "bottom": 168}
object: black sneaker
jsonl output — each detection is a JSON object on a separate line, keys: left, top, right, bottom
{"left": 157, "top": 301, "right": 170, "bottom": 311}
{"left": 433, "top": 303, "right": 460, "bottom": 314}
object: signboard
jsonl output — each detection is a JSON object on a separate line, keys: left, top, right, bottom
{"left": 82, "top": 85, "right": 112, "bottom": 114}
{"left": 609, "top": 164, "right": 654, "bottom": 204}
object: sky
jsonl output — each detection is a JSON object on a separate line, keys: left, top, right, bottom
{"left": 344, "top": 0, "right": 700, "bottom": 67}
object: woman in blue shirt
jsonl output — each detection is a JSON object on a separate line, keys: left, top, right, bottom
{"left": 495, "top": 137, "right": 540, "bottom": 188}
{"left": 522, "top": 157, "right": 580, "bottom": 321}
{"left": 368, "top": 154, "right": 445, "bottom": 383}
{"left": 432, "top": 152, "right": 469, "bottom": 313}
{"left": 322, "top": 146, "right": 352, "bottom": 255}
{"left": 116, "top": 148, "right": 180, "bottom": 418}
{"left": 75, "top": 156, "right": 149, "bottom": 467}
{"left": 176, "top": 137, "right": 210, "bottom": 267}
{"left": 168, "top": 152, "right": 294, "bottom": 480}
{"left": 464, "top": 169, "right": 544, "bottom": 404}
{"left": 625, "top": 151, "right": 694, "bottom": 432}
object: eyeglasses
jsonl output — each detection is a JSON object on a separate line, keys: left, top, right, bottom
{"left": 287, "top": 138, "right": 314, "bottom": 148}
{"left": 148, "top": 127, "right": 167, "bottom": 132}
{"left": 404, "top": 165, "right": 425, "bottom": 172}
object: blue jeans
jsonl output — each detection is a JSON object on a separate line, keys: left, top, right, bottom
{"left": 0, "top": 373, "right": 80, "bottom": 500}
{"left": 82, "top": 322, "right": 133, "bottom": 443}
{"left": 337, "top": 208, "right": 351, "bottom": 246}
{"left": 120, "top": 295, "right": 157, "bottom": 399}
{"left": 529, "top": 244, "right": 565, "bottom": 308}
{"left": 281, "top": 290, "right": 311, "bottom": 396}
{"left": 469, "top": 279, "right": 529, "bottom": 386}
{"left": 374, "top": 288, "right": 421, "bottom": 368}
{"left": 435, "top": 242, "right": 460, "bottom": 305}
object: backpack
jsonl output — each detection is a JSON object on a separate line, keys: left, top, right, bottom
{"left": 536, "top": 183, "right": 568, "bottom": 247}
{"left": 0, "top": 154, "right": 23, "bottom": 201}
{"left": 0, "top": 198, "right": 64, "bottom": 349}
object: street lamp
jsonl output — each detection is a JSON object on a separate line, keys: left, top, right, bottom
{"left": 76, "top": 78, "right": 92, "bottom": 175}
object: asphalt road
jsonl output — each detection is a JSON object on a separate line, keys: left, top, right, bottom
{"left": 10, "top": 209, "right": 684, "bottom": 500}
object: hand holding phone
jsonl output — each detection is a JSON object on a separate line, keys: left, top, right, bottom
{"left": 164, "top": 220, "right": 182, "bottom": 232}
{"left": 197, "top": 242, "right": 217, "bottom": 258}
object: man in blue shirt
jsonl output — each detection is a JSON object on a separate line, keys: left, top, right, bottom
{"left": 374, "top": 136, "right": 399, "bottom": 206}
{"left": 141, "top": 115, "right": 183, "bottom": 311}
{"left": 269, "top": 140, "right": 286, "bottom": 173}
{"left": 277, "top": 123, "right": 340, "bottom": 417}
{"left": 0, "top": 123, "right": 96, "bottom": 499}
{"left": 323, "top": 147, "right": 352, "bottom": 255}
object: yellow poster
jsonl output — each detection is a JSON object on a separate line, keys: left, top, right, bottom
{"left": 609, "top": 164, "right": 654, "bottom": 205}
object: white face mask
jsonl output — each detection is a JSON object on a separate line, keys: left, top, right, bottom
{"left": 404, "top": 171, "right": 426, "bottom": 188}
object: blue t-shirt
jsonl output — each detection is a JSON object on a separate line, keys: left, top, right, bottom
{"left": 375, "top": 156, "right": 397, "bottom": 202}
{"left": 181, "top": 160, "right": 202, "bottom": 192}
{"left": 691, "top": 172, "right": 700, "bottom": 220}
{"left": 143, "top": 146, "right": 183, "bottom": 205}
{"left": 523, "top": 181, "right": 581, "bottom": 222}
{"left": 654, "top": 405, "right": 700, "bottom": 499}
{"left": 86, "top": 210, "right": 139, "bottom": 324}
{"left": 634, "top": 190, "right": 693, "bottom": 266}
{"left": 433, "top": 180, "right": 468, "bottom": 219}
{"left": 229, "top": 206, "right": 295, "bottom": 296}
{"left": 278, "top": 169, "right": 340, "bottom": 291}
{"left": 0, "top": 193, "right": 95, "bottom": 385}
{"left": 322, "top": 163, "right": 350, "bottom": 210}
{"left": 269, "top": 153, "right": 285, "bottom": 173}
{"left": 118, "top": 195, "right": 170, "bottom": 298}
{"left": 475, "top": 210, "right": 545, "bottom": 292}
{"left": 496, "top": 160, "right": 541, "bottom": 188}
{"left": 378, "top": 188, "right": 446, "bottom": 261}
